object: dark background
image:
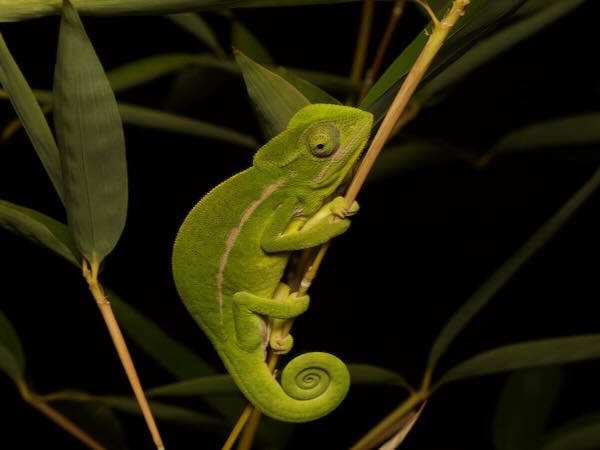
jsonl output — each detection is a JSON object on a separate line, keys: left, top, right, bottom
{"left": 1, "top": 1, "right": 600, "bottom": 448}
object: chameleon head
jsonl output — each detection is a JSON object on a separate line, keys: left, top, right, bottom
{"left": 254, "top": 104, "right": 373, "bottom": 191}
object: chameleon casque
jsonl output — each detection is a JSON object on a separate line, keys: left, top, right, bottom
{"left": 172, "top": 104, "right": 373, "bottom": 422}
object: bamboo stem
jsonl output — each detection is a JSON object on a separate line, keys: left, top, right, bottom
{"left": 346, "top": 0, "right": 470, "bottom": 206}
{"left": 83, "top": 259, "right": 165, "bottom": 450}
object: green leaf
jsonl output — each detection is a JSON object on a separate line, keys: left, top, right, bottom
{"left": 423, "top": 0, "right": 586, "bottom": 104}
{"left": 0, "top": 0, "right": 372, "bottom": 21}
{"left": 52, "top": 400, "right": 128, "bottom": 450}
{"left": 231, "top": 18, "right": 274, "bottom": 66}
{"left": 347, "top": 363, "right": 411, "bottom": 390}
{"left": 234, "top": 49, "right": 310, "bottom": 138}
{"left": 543, "top": 412, "right": 600, "bottom": 450}
{"left": 146, "top": 374, "right": 237, "bottom": 398}
{"left": 437, "top": 335, "right": 600, "bottom": 386}
{"left": 288, "top": 68, "right": 358, "bottom": 96}
{"left": 0, "top": 309, "right": 25, "bottom": 383}
{"left": 103, "top": 396, "right": 228, "bottom": 429}
{"left": 106, "top": 289, "right": 246, "bottom": 419}
{"left": 106, "top": 53, "right": 238, "bottom": 93}
{"left": 118, "top": 101, "right": 257, "bottom": 148}
{"left": 166, "top": 13, "right": 225, "bottom": 57}
{"left": 53, "top": 0, "right": 128, "bottom": 265}
{"left": 426, "top": 167, "right": 600, "bottom": 377}
{"left": 276, "top": 67, "right": 342, "bottom": 105}
{"left": 493, "top": 367, "right": 563, "bottom": 450}
{"left": 368, "top": 140, "right": 456, "bottom": 182}
{"left": 0, "top": 32, "right": 64, "bottom": 204}
{"left": 492, "top": 114, "right": 600, "bottom": 155}
{"left": 1, "top": 86, "right": 257, "bottom": 148}
{"left": 361, "top": 0, "right": 527, "bottom": 121}
{"left": 0, "top": 199, "right": 80, "bottom": 266}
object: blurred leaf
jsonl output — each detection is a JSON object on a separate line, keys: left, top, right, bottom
{"left": 361, "top": 0, "right": 527, "bottom": 122}
{"left": 0, "top": 309, "right": 25, "bottom": 383}
{"left": 235, "top": 49, "right": 310, "bottom": 138}
{"left": 493, "top": 367, "right": 563, "bottom": 450}
{"left": 64, "top": 393, "right": 229, "bottom": 431}
{"left": 231, "top": 18, "right": 274, "bottom": 66}
{"left": 106, "top": 53, "right": 238, "bottom": 92}
{"left": 276, "top": 68, "right": 342, "bottom": 105}
{"left": 347, "top": 363, "right": 411, "bottom": 390}
{"left": 437, "top": 335, "right": 600, "bottom": 386}
{"left": 543, "top": 412, "right": 600, "bottom": 450}
{"left": 118, "top": 101, "right": 257, "bottom": 148}
{"left": 163, "top": 66, "right": 233, "bottom": 113}
{"left": 492, "top": 114, "right": 600, "bottom": 155}
{"left": 1, "top": 87, "right": 257, "bottom": 148}
{"left": 427, "top": 167, "right": 600, "bottom": 377}
{"left": 106, "top": 288, "right": 246, "bottom": 419}
{"left": 423, "top": 0, "right": 586, "bottom": 104}
{"left": 0, "top": 0, "right": 373, "bottom": 21}
{"left": 368, "top": 140, "right": 456, "bottom": 182}
{"left": 289, "top": 68, "right": 358, "bottom": 96}
{"left": 147, "top": 374, "right": 237, "bottom": 398}
{"left": 0, "top": 32, "right": 64, "bottom": 203}
{"left": 0, "top": 199, "right": 80, "bottom": 266}
{"left": 53, "top": 400, "right": 128, "bottom": 450}
{"left": 53, "top": 1, "right": 128, "bottom": 265}
{"left": 166, "top": 13, "right": 225, "bottom": 56}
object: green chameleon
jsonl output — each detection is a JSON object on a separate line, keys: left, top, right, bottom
{"left": 172, "top": 103, "right": 373, "bottom": 422}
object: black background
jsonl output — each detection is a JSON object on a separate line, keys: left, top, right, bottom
{"left": 1, "top": 1, "right": 600, "bottom": 449}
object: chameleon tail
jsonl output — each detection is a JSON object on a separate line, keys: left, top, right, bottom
{"left": 228, "top": 350, "right": 350, "bottom": 422}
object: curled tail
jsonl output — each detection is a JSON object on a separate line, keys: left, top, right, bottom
{"left": 225, "top": 350, "right": 350, "bottom": 422}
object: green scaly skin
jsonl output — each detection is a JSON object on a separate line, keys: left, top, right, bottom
{"left": 172, "top": 104, "right": 373, "bottom": 422}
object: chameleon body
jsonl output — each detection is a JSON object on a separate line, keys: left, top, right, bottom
{"left": 172, "top": 104, "right": 373, "bottom": 422}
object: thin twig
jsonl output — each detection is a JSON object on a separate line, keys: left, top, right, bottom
{"left": 358, "top": 0, "right": 406, "bottom": 103}
{"left": 18, "top": 380, "right": 107, "bottom": 450}
{"left": 347, "top": 0, "right": 376, "bottom": 104}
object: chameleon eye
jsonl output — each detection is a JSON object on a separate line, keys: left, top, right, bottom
{"left": 304, "top": 123, "right": 340, "bottom": 157}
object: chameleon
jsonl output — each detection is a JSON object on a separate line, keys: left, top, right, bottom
{"left": 172, "top": 103, "right": 373, "bottom": 422}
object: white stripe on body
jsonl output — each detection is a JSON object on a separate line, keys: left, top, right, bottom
{"left": 215, "top": 179, "right": 285, "bottom": 322}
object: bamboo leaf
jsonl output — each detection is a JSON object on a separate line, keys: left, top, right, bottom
{"left": 1, "top": 87, "right": 257, "bottom": 148}
{"left": 0, "top": 0, "right": 372, "bottom": 22}
{"left": 493, "top": 367, "right": 563, "bottom": 450}
{"left": 347, "top": 363, "right": 411, "bottom": 390}
{"left": 426, "top": 167, "right": 600, "bottom": 376}
{"left": 0, "top": 32, "right": 64, "bottom": 203}
{"left": 423, "top": 0, "right": 586, "bottom": 104}
{"left": 437, "top": 335, "right": 600, "bottom": 386}
{"left": 543, "top": 412, "right": 600, "bottom": 450}
{"left": 231, "top": 18, "right": 274, "bottom": 66}
{"left": 146, "top": 375, "right": 237, "bottom": 398}
{"left": 52, "top": 400, "right": 128, "bottom": 450}
{"left": 106, "top": 53, "right": 238, "bottom": 92}
{"left": 0, "top": 199, "right": 80, "bottom": 266}
{"left": 275, "top": 67, "right": 341, "bottom": 105}
{"left": 492, "top": 114, "right": 600, "bottom": 155}
{"left": 118, "top": 101, "right": 257, "bottom": 148}
{"left": 234, "top": 49, "right": 310, "bottom": 138}
{"left": 166, "top": 13, "right": 225, "bottom": 56}
{"left": 106, "top": 288, "right": 247, "bottom": 419}
{"left": 53, "top": 0, "right": 128, "bottom": 265}
{"left": 0, "top": 309, "right": 25, "bottom": 383}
